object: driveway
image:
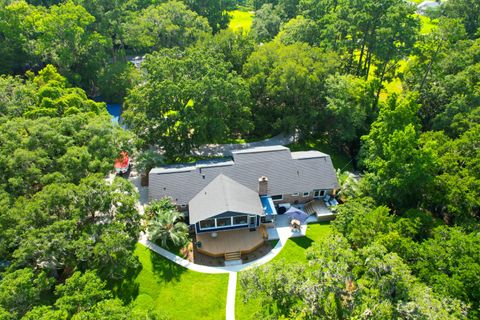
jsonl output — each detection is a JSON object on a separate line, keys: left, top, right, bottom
{"left": 192, "top": 132, "right": 297, "bottom": 157}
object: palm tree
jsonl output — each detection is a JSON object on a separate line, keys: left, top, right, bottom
{"left": 336, "top": 169, "right": 361, "bottom": 202}
{"left": 146, "top": 199, "right": 189, "bottom": 249}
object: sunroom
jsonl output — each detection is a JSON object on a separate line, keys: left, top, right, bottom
{"left": 188, "top": 174, "right": 268, "bottom": 258}
{"left": 188, "top": 174, "right": 265, "bottom": 234}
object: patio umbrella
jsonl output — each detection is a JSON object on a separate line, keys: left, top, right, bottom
{"left": 285, "top": 207, "right": 309, "bottom": 223}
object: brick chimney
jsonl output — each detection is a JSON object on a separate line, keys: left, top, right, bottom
{"left": 258, "top": 176, "right": 268, "bottom": 196}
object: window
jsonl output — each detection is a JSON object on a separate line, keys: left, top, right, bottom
{"left": 292, "top": 192, "right": 299, "bottom": 196}
{"left": 314, "top": 190, "right": 326, "bottom": 198}
{"left": 216, "top": 217, "right": 232, "bottom": 227}
{"left": 233, "top": 216, "right": 248, "bottom": 225}
{"left": 199, "top": 219, "right": 215, "bottom": 229}
{"left": 303, "top": 192, "right": 309, "bottom": 197}
{"left": 271, "top": 195, "right": 283, "bottom": 201}
{"left": 261, "top": 216, "right": 273, "bottom": 223}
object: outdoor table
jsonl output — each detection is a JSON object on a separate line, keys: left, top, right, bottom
{"left": 291, "top": 219, "right": 300, "bottom": 226}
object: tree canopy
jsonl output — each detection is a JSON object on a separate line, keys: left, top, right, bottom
{"left": 0, "top": 65, "right": 144, "bottom": 318}
{"left": 123, "top": 47, "right": 252, "bottom": 158}
{"left": 122, "top": 1, "right": 211, "bottom": 52}
{"left": 0, "top": 0, "right": 479, "bottom": 318}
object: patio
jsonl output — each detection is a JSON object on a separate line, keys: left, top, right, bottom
{"left": 266, "top": 213, "right": 314, "bottom": 240}
{"left": 195, "top": 226, "right": 268, "bottom": 258}
{"left": 304, "top": 200, "right": 337, "bottom": 221}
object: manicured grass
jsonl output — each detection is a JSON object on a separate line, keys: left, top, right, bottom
{"left": 288, "top": 140, "right": 354, "bottom": 172}
{"left": 235, "top": 223, "right": 332, "bottom": 319}
{"left": 271, "top": 223, "right": 332, "bottom": 264}
{"left": 127, "top": 244, "right": 228, "bottom": 320}
{"left": 228, "top": 10, "right": 254, "bottom": 33}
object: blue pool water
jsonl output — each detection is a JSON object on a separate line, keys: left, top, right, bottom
{"left": 106, "top": 104, "right": 121, "bottom": 124}
{"left": 260, "top": 196, "right": 277, "bottom": 215}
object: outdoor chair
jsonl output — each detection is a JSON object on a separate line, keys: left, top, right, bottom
{"left": 323, "top": 194, "right": 332, "bottom": 207}
{"left": 323, "top": 194, "right": 339, "bottom": 207}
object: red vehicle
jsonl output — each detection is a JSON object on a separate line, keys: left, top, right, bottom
{"left": 114, "top": 151, "right": 131, "bottom": 176}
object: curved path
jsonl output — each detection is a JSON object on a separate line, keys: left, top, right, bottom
{"left": 139, "top": 231, "right": 292, "bottom": 320}
{"left": 138, "top": 230, "right": 292, "bottom": 274}
{"left": 132, "top": 132, "right": 300, "bottom": 319}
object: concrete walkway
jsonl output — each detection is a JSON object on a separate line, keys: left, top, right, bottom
{"left": 226, "top": 272, "right": 237, "bottom": 320}
{"left": 192, "top": 132, "right": 296, "bottom": 157}
{"left": 138, "top": 225, "right": 306, "bottom": 320}
{"left": 130, "top": 133, "right": 304, "bottom": 319}
{"left": 127, "top": 164, "right": 149, "bottom": 207}
{"left": 138, "top": 233, "right": 227, "bottom": 274}
{"left": 138, "top": 221, "right": 297, "bottom": 273}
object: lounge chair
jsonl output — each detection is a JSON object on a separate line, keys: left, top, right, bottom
{"left": 329, "top": 198, "right": 339, "bottom": 206}
{"left": 323, "top": 194, "right": 332, "bottom": 207}
{"left": 323, "top": 194, "right": 339, "bottom": 207}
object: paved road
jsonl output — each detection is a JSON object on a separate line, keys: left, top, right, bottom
{"left": 192, "top": 132, "right": 296, "bottom": 157}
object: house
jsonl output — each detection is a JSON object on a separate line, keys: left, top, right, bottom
{"left": 417, "top": 1, "right": 440, "bottom": 15}
{"left": 149, "top": 145, "right": 339, "bottom": 206}
{"left": 148, "top": 145, "right": 339, "bottom": 258}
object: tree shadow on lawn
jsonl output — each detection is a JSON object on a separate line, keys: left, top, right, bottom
{"left": 110, "top": 263, "right": 142, "bottom": 304}
{"left": 150, "top": 249, "right": 187, "bottom": 284}
{"left": 290, "top": 236, "right": 314, "bottom": 250}
{"left": 289, "top": 222, "right": 331, "bottom": 250}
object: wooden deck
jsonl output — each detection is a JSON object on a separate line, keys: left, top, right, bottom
{"left": 304, "top": 200, "right": 336, "bottom": 221}
{"left": 196, "top": 226, "right": 267, "bottom": 257}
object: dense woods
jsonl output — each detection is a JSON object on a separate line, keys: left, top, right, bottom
{"left": 0, "top": 0, "right": 479, "bottom": 319}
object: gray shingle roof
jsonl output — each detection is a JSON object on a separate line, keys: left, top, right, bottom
{"left": 188, "top": 174, "right": 264, "bottom": 224}
{"left": 149, "top": 145, "right": 339, "bottom": 205}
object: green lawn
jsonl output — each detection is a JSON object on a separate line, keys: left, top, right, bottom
{"left": 271, "top": 223, "right": 332, "bottom": 264}
{"left": 235, "top": 223, "right": 332, "bottom": 319}
{"left": 126, "top": 244, "right": 229, "bottom": 320}
{"left": 228, "top": 10, "right": 254, "bottom": 33}
{"left": 288, "top": 140, "right": 354, "bottom": 172}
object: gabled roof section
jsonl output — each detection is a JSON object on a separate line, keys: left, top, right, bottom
{"left": 149, "top": 145, "right": 339, "bottom": 205}
{"left": 291, "top": 150, "right": 329, "bottom": 159}
{"left": 188, "top": 174, "right": 264, "bottom": 224}
{"left": 232, "top": 146, "right": 291, "bottom": 164}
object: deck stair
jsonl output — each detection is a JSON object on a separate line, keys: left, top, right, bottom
{"left": 304, "top": 201, "right": 316, "bottom": 215}
{"left": 225, "top": 251, "right": 241, "bottom": 261}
